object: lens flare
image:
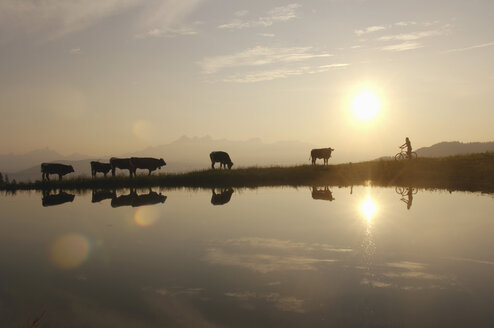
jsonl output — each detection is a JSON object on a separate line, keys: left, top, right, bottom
{"left": 51, "top": 234, "right": 90, "bottom": 269}
{"left": 361, "top": 196, "right": 377, "bottom": 221}
{"left": 134, "top": 206, "right": 160, "bottom": 227}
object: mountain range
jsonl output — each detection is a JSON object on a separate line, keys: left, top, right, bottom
{"left": 2, "top": 138, "right": 494, "bottom": 182}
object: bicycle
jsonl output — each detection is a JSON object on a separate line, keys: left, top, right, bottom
{"left": 395, "top": 150, "right": 417, "bottom": 160}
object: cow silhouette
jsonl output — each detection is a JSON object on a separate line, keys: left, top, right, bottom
{"left": 130, "top": 157, "right": 166, "bottom": 176}
{"left": 110, "top": 158, "right": 134, "bottom": 177}
{"left": 210, "top": 151, "right": 234, "bottom": 169}
{"left": 90, "top": 161, "right": 112, "bottom": 178}
{"left": 310, "top": 148, "right": 334, "bottom": 165}
{"left": 41, "top": 163, "right": 74, "bottom": 181}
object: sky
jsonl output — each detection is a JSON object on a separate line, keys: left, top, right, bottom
{"left": 1, "top": 0, "right": 493, "bottom": 161}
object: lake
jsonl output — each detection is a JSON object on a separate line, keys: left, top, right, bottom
{"left": 1, "top": 186, "right": 494, "bottom": 327}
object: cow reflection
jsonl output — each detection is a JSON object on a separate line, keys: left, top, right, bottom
{"left": 211, "top": 188, "right": 234, "bottom": 206}
{"left": 111, "top": 189, "right": 166, "bottom": 208}
{"left": 92, "top": 189, "right": 116, "bottom": 203}
{"left": 396, "top": 186, "right": 418, "bottom": 210}
{"left": 42, "top": 189, "right": 75, "bottom": 207}
{"left": 311, "top": 186, "right": 335, "bottom": 201}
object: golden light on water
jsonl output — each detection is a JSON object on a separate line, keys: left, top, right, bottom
{"left": 134, "top": 206, "right": 161, "bottom": 227}
{"left": 51, "top": 234, "right": 90, "bottom": 269}
{"left": 361, "top": 196, "right": 378, "bottom": 221}
{"left": 352, "top": 89, "right": 380, "bottom": 120}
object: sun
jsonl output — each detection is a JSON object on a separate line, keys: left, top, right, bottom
{"left": 352, "top": 90, "right": 380, "bottom": 120}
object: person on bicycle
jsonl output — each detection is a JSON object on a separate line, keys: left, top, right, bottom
{"left": 400, "top": 137, "right": 412, "bottom": 159}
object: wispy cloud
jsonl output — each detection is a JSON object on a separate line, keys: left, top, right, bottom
{"left": 445, "top": 42, "right": 494, "bottom": 53}
{"left": 259, "top": 33, "right": 275, "bottom": 38}
{"left": 226, "top": 291, "right": 305, "bottom": 313}
{"left": 355, "top": 25, "right": 386, "bottom": 36}
{"left": 381, "top": 42, "right": 423, "bottom": 52}
{"left": 203, "top": 237, "right": 351, "bottom": 272}
{"left": 69, "top": 47, "right": 82, "bottom": 55}
{"left": 136, "top": 26, "right": 198, "bottom": 39}
{"left": 378, "top": 29, "right": 444, "bottom": 41}
{"left": 223, "top": 64, "right": 349, "bottom": 83}
{"left": 218, "top": 3, "right": 301, "bottom": 30}
{"left": 199, "top": 46, "right": 332, "bottom": 74}
{"left": 0, "top": 0, "right": 204, "bottom": 42}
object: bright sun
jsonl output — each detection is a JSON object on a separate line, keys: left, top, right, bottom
{"left": 352, "top": 90, "right": 380, "bottom": 120}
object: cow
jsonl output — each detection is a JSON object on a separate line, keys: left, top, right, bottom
{"left": 90, "top": 161, "right": 112, "bottom": 178}
{"left": 110, "top": 157, "right": 134, "bottom": 177}
{"left": 211, "top": 188, "right": 234, "bottom": 205}
{"left": 310, "top": 147, "right": 334, "bottom": 165}
{"left": 210, "top": 151, "right": 234, "bottom": 169}
{"left": 41, "top": 163, "right": 74, "bottom": 181}
{"left": 130, "top": 157, "right": 166, "bottom": 176}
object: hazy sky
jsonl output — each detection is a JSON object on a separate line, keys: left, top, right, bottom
{"left": 1, "top": 0, "right": 493, "bottom": 160}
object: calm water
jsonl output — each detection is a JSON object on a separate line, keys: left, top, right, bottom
{"left": 1, "top": 186, "right": 494, "bottom": 327}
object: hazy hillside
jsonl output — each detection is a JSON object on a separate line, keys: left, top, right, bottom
{"left": 0, "top": 148, "right": 90, "bottom": 173}
{"left": 416, "top": 141, "right": 494, "bottom": 157}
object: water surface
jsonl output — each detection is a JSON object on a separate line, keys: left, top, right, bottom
{"left": 1, "top": 186, "right": 494, "bottom": 327}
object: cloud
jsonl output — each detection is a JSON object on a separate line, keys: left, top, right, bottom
{"left": 69, "top": 47, "right": 81, "bottom": 55}
{"left": 203, "top": 237, "right": 351, "bottom": 273}
{"left": 136, "top": 26, "right": 198, "bottom": 39}
{"left": 378, "top": 29, "right": 444, "bottom": 41}
{"left": 199, "top": 46, "right": 332, "bottom": 74}
{"left": 355, "top": 25, "right": 386, "bottom": 36}
{"left": 223, "top": 64, "right": 349, "bottom": 83}
{"left": 135, "top": 0, "right": 205, "bottom": 38}
{"left": 225, "top": 291, "right": 305, "bottom": 313}
{"left": 259, "top": 33, "right": 275, "bottom": 38}
{"left": 445, "top": 42, "right": 494, "bottom": 53}
{"left": 0, "top": 0, "right": 204, "bottom": 42}
{"left": 381, "top": 42, "right": 423, "bottom": 52}
{"left": 218, "top": 3, "right": 301, "bottom": 30}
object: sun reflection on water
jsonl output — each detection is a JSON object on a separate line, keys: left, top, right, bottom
{"left": 361, "top": 196, "right": 378, "bottom": 221}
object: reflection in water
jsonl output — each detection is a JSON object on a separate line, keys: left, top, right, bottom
{"left": 4, "top": 186, "right": 494, "bottom": 326}
{"left": 51, "top": 234, "right": 90, "bottom": 269}
{"left": 42, "top": 189, "right": 75, "bottom": 207}
{"left": 91, "top": 189, "right": 116, "bottom": 203}
{"left": 134, "top": 206, "right": 161, "bottom": 227}
{"left": 211, "top": 188, "right": 234, "bottom": 205}
{"left": 311, "top": 186, "right": 335, "bottom": 201}
{"left": 396, "top": 186, "right": 418, "bottom": 210}
{"left": 361, "top": 195, "right": 377, "bottom": 221}
{"left": 111, "top": 189, "right": 167, "bottom": 208}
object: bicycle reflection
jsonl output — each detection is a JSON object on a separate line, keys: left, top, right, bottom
{"left": 311, "top": 186, "right": 335, "bottom": 201}
{"left": 395, "top": 186, "right": 418, "bottom": 210}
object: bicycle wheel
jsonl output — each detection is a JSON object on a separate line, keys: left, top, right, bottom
{"left": 410, "top": 152, "right": 418, "bottom": 159}
{"left": 395, "top": 152, "right": 405, "bottom": 160}
{"left": 395, "top": 187, "right": 406, "bottom": 195}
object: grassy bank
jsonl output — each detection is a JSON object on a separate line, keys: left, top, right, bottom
{"left": 2, "top": 152, "right": 494, "bottom": 193}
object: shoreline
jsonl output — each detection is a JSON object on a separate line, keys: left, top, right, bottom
{"left": 2, "top": 153, "right": 494, "bottom": 193}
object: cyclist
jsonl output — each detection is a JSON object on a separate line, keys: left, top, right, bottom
{"left": 400, "top": 137, "right": 412, "bottom": 159}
